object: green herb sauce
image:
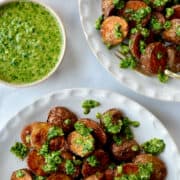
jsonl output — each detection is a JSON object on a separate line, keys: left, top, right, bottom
{"left": 0, "top": 1, "right": 63, "bottom": 84}
{"left": 16, "top": 170, "right": 25, "bottom": 178}
{"left": 87, "top": 155, "right": 99, "bottom": 167}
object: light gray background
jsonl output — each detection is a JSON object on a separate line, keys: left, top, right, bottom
{"left": 0, "top": 0, "right": 179, "bottom": 150}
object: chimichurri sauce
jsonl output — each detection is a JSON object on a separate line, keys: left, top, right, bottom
{"left": 0, "top": 1, "right": 63, "bottom": 84}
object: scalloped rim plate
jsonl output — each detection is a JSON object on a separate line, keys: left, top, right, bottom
{"left": 0, "top": 88, "right": 180, "bottom": 179}
{"left": 78, "top": 0, "right": 180, "bottom": 101}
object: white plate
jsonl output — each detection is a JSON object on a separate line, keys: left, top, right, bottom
{"left": 0, "top": 88, "right": 180, "bottom": 179}
{"left": 78, "top": 0, "right": 180, "bottom": 101}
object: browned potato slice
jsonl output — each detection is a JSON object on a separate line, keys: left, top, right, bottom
{"left": 47, "top": 107, "right": 77, "bottom": 133}
{"left": 111, "top": 139, "right": 140, "bottom": 161}
{"left": 167, "top": 45, "right": 180, "bottom": 73}
{"left": 162, "top": 19, "right": 180, "bottom": 44}
{"left": 11, "top": 169, "right": 33, "bottom": 180}
{"left": 133, "top": 154, "right": 167, "bottom": 180}
{"left": 67, "top": 131, "right": 95, "bottom": 157}
{"left": 49, "top": 136, "right": 68, "bottom": 151}
{"left": 21, "top": 122, "right": 39, "bottom": 147}
{"left": 78, "top": 119, "right": 107, "bottom": 145}
{"left": 171, "top": 5, "right": 180, "bottom": 19}
{"left": 104, "top": 169, "right": 114, "bottom": 180}
{"left": 85, "top": 172, "right": 104, "bottom": 180}
{"left": 122, "top": 1, "right": 151, "bottom": 26}
{"left": 151, "top": 12, "right": 165, "bottom": 33}
{"left": 100, "top": 16, "right": 128, "bottom": 46}
{"left": 140, "top": 42, "right": 167, "bottom": 75}
{"left": 27, "top": 150, "right": 47, "bottom": 176}
{"left": 30, "top": 122, "right": 52, "bottom": 150}
{"left": 47, "top": 173, "right": 72, "bottom": 180}
{"left": 102, "top": 0, "right": 114, "bottom": 18}
{"left": 82, "top": 149, "right": 110, "bottom": 177}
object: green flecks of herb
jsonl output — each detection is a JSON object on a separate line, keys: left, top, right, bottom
{"left": 119, "top": 44, "right": 129, "bottom": 54}
{"left": 108, "top": 163, "right": 116, "bottom": 169}
{"left": 163, "top": 21, "right": 172, "bottom": 30}
{"left": 140, "top": 27, "right": 150, "bottom": 37}
{"left": 157, "top": 52, "right": 163, "bottom": 59}
{"left": 87, "top": 155, "right": 99, "bottom": 167}
{"left": 124, "top": 126, "right": 134, "bottom": 140}
{"left": 43, "top": 151, "right": 62, "bottom": 173}
{"left": 96, "top": 112, "right": 102, "bottom": 119}
{"left": 74, "top": 122, "right": 93, "bottom": 136}
{"left": 150, "top": 17, "right": 162, "bottom": 31}
{"left": 82, "top": 99, "right": 100, "bottom": 115}
{"left": 95, "top": 15, "right": 104, "bottom": 30}
{"left": 113, "top": 0, "right": 125, "bottom": 9}
{"left": 142, "top": 138, "right": 165, "bottom": 155}
{"left": 130, "top": 27, "right": 138, "bottom": 34}
{"left": 139, "top": 40, "right": 146, "bottom": 54}
{"left": 16, "top": 170, "right": 25, "bottom": 178}
{"left": 153, "top": 0, "right": 168, "bottom": 7}
{"left": 158, "top": 72, "right": 169, "bottom": 83}
{"left": 83, "top": 138, "right": 95, "bottom": 154}
{"left": 120, "top": 55, "right": 137, "bottom": 69}
{"left": 64, "top": 119, "right": 71, "bottom": 125}
{"left": 73, "top": 158, "right": 82, "bottom": 166}
{"left": 131, "top": 145, "right": 139, "bottom": 151}
{"left": 165, "top": 8, "right": 174, "bottom": 18}
{"left": 122, "top": 117, "right": 140, "bottom": 127}
{"left": 176, "top": 25, "right": 180, "bottom": 37}
{"left": 65, "top": 160, "right": 75, "bottom": 175}
{"left": 10, "top": 142, "right": 29, "bottom": 159}
{"left": 113, "top": 135, "right": 122, "bottom": 145}
{"left": 117, "top": 165, "right": 123, "bottom": 174}
{"left": 177, "top": 45, "right": 180, "bottom": 51}
{"left": 143, "top": 0, "right": 150, "bottom": 4}
{"left": 114, "top": 23, "right": 123, "bottom": 38}
{"left": 34, "top": 176, "right": 46, "bottom": 180}
{"left": 47, "top": 126, "right": 64, "bottom": 140}
{"left": 39, "top": 143, "right": 49, "bottom": 156}
{"left": 102, "top": 113, "right": 123, "bottom": 134}
{"left": 105, "top": 43, "right": 112, "bottom": 49}
{"left": 25, "top": 135, "right": 31, "bottom": 144}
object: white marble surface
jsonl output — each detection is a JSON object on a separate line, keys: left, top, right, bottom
{"left": 0, "top": 0, "right": 179, "bottom": 151}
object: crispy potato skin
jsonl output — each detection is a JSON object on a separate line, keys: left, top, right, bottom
{"left": 162, "top": 19, "right": 180, "bottom": 45}
{"left": 27, "top": 150, "right": 47, "bottom": 176}
{"left": 122, "top": 163, "right": 139, "bottom": 175}
{"left": 30, "top": 122, "right": 52, "bottom": 150}
{"left": 11, "top": 169, "right": 33, "bottom": 180}
{"left": 47, "top": 173, "right": 72, "bottom": 180}
{"left": 139, "top": 42, "right": 167, "bottom": 75}
{"left": 111, "top": 139, "right": 140, "bottom": 161}
{"left": 102, "top": 0, "right": 114, "bottom": 18}
{"left": 47, "top": 107, "right": 78, "bottom": 133}
{"left": 49, "top": 136, "right": 68, "bottom": 151}
{"left": 167, "top": 45, "right": 180, "bottom": 73}
{"left": 85, "top": 172, "right": 104, "bottom": 180}
{"left": 133, "top": 154, "right": 167, "bottom": 180}
{"left": 104, "top": 169, "right": 114, "bottom": 180}
{"left": 67, "top": 131, "right": 95, "bottom": 158}
{"left": 82, "top": 149, "right": 110, "bottom": 177}
{"left": 100, "top": 16, "right": 128, "bottom": 46}
{"left": 170, "top": 5, "right": 180, "bottom": 19}
{"left": 78, "top": 119, "right": 107, "bottom": 145}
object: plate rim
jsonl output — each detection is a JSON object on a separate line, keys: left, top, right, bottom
{"left": 78, "top": 0, "right": 180, "bottom": 102}
{"left": 0, "top": 88, "right": 180, "bottom": 178}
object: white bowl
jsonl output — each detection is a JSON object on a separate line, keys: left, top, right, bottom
{"left": 0, "top": 0, "right": 66, "bottom": 88}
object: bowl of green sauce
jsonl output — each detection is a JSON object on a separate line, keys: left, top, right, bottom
{"left": 0, "top": 0, "right": 66, "bottom": 87}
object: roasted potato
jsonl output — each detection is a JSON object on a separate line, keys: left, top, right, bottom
{"left": 102, "top": 0, "right": 115, "bottom": 18}
{"left": 11, "top": 169, "right": 33, "bottom": 180}
{"left": 49, "top": 136, "right": 68, "bottom": 151}
{"left": 47, "top": 173, "right": 72, "bottom": 180}
{"left": 47, "top": 107, "right": 78, "bottom": 133}
{"left": 85, "top": 172, "right": 104, "bottom": 180}
{"left": 133, "top": 154, "right": 167, "bottom": 180}
{"left": 82, "top": 149, "right": 110, "bottom": 177}
{"left": 100, "top": 16, "right": 128, "bottom": 46}
{"left": 78, "top": 119, "right": 107, "bottom": 145}
{"left": 162, "top": 19, "right": 180, "bottom": 44}
{"left": 111, "top": 139, "right": 140, "bottom": 161}
{"left": 27, "top": 150, "right": 47, "bottom": 176}
{"left": 67, "top": 131, "right": 95, "bottom": 157}
{"left": 171, "top": 5, "right": 180, "bottom": 19}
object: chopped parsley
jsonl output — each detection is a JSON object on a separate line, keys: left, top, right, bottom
{"left": 113, "top": 0, "right": 125, "bottom": 10}
{"left": 87, "top": 155, "right": 99, "bottom": 167}
{"left": 163, "top": 21, "right": 171, "bottom": 30}
{"left": 47, "top": 126, "right": 64, "bottom": 140}
{"left": 114, "top": 23, "right": 123, "bottom": 38}
{"left": 165, "top": 8, "right": 174, "bottom": 18}
{"left": 150, "top": 16, "right": 162, "bottom": 31}
{"left": 64, "top": 119, "right": 71, "bottom": 125}
{"left": 74, "top": 122, "right": 93, "bottom": 136}
{"left": 113, "top": 135, "right": 122, "bottom": 145}
{"left": 142, "top": 138, "right": 166, "bottom": 155}
{"left": 16, "top": 170, "right": 25, "bottom": 178}
{"left": 34, "top": 176, "right": 46, "bottom": 180}
{"left": 95, "top": 15, "right": 104, "bottom": 30}
{"left": 176, "top": 25, "right": 180, "bottom": 37}
{"left": 131, "top": 145, "right": 139, "bottom": 151}
{"left": 158, "top": 72, "right": 169, "bottom": 83}
{"left": 139, "top": 40, "right": 146, "bottom": 54}
{"left": 153, "top": 0, "right": 168, "bottom": 7}
{"left": 120, "top": 55, "right": 137, "bottom": 69}
{"left": 119, "top": 44, "right": 129, "bottom": 54}
{"left": 82, "top": 99, "right": 100, "bottom": 115}
{"left": 157, "top": 52, "right": 163, "bottom": 59}
{"left": 10, "top": 142, "right": 29, "bottom": 159}
{"left": 39, "top": 143, "right": 49, "bottom": 156}
{"left": 65, "top": 160, "right": 75, "bottom": 175}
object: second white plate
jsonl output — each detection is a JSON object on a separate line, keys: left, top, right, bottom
{"left": 78, "top": 0, "right": 180, "bottom": 101}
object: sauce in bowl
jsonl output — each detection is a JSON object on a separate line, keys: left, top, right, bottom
{"left": 0, "top": 1, "right": 64, "bottom": 85}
